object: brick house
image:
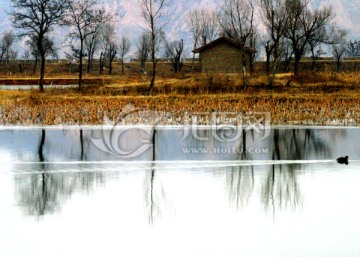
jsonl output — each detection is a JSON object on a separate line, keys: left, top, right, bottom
{"left": 192, "top": 36, "right": 255, "bottom": 73}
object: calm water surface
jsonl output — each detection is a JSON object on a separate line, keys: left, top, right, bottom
{"left": 0, "top": 127, "right": 360, "bottom": 257}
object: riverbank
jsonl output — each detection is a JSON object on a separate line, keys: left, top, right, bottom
{"left": 0, "top": 72, "right": 359, "bottom": 126}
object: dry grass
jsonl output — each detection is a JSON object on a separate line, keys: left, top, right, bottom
{"left": 0, "top": 71, "right": 360, "bottom": 126}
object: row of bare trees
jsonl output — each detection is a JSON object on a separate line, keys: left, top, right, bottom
{"left": 9, "top": 0, "right": 132, "bottom": 91}
{"left": 5, "top": 0, "right": 354, "bottom": 92}
{"left": 185, "top": 0, "right": 348, "bottom": 79}
{"left": 0, "top": 31, "right": 17, "bottom": 62}
{"left": 63, "top": 0, "right": 112, "bottom": 89}
{"left": 261, "top": 0, "right": 347, "bottom": 77}
{"left": 10, "top": 0, "right": 68, "bottom": 91}
{"left": 67, "top": 23, "right": 131, "bottom": 76}
{"left": 9, "top": 0, "right": 176, "bottom": 92}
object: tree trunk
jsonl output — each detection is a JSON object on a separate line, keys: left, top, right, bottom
{"left": 33, "top": 56, "right": 38, "bottom": 75}
{"left": 109, "top": 55, "right": 113, "bottom": 75}
{"left": 294, "top": 60, "right": 298, "bottom": 75}
{"left": 242, "top": 54, "right": 247, "bottom": 89}
{"left": 78, "top": 40, "right": 84, "bottom": 90}
{"left": 311, "top": 49, "right": 316, "bottom": 71}
{"left": 265, "top": 53, "right": 271, "bottom": 75}
{"left": 149, "top": 42, "right": 156, "bottom": 92}
{"left": 141, "top": 59, "right": 145, "bottom": 74}
{"left": 149, "top": 61, "right": 156, "bottom": 93}
{"left": 283, "top": 51, "right": 293, "bottom": 73}
{"left": 269, "top": 54, "right": 281, "bottom": 88}
{"left": 121, "top": 58, "right": 125, "bottom": 75}
{"left": 149, "top": 17, "right": 156, "bottom": 93}
{"left": 294, "top": 52, "right": 301, "bottom": 76}
{"left": 39, "top": 54, "right": 46, "bottom": 92}
{"left": 99, "top": 52, "right": 104, "bottom": 74}
{"left": 87, "top": 54, "right": 92, "bottom": 74}
{"left": 37, "top": 35, "right": 46, "bottom": 92}
{"left": 265, "top": 43, "right": 271, "bottom": 75}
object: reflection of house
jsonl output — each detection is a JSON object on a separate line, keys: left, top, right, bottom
{"left": 192, "top": 36, "right": 255, "bottom": 73}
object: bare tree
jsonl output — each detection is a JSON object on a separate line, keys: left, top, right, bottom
{"left": 10, "top": 0, "right": 69, "bottom": 91}
{"left": 219, "top": 0, "right": 255, "bottom": 45}
{"left": 282, "top": 38, "right": 294, "bottom": 72}
{"left": 99, "top": 50, "right": 105, "bottom": 74}
{"left": 202, "top": 9, "right": 218, "bottom": 43}
{"left": 186, "top": 9, "right": 202, "bottom": 49}
{"left": 65, "top": 42, "right": 84, "bottom": 64}
{"left": 136, "top": 32, "right": 152, "bottom": 73}
{"left": 0, "top": 31, "right": 16, "bottom": 63}
{"left": 260, "top": 0, "right": 289, "bottom": 75}
{"left": 118, "top": 36, "right": 131, "bottom": 75}
{"left": 64, "top": 0, "right": 113, "bottom": 89}
{"left": 333, "top": 44, "right": 347, "bottom": 72}
{"left": 108, "top": 42, "right": 117, "bottom": 74}
{"left": 10, "top": 50, "right": 18, "bottom": 60}
{"left": 165, "top": 39, "right": 184, "bottom": 73}
{"left": 100, "top": 23, "right": 118, "bottom": 75}
{"left": 25, "top": 38, "right": 40, "bottom": 74}
{"left": 284, "top": 0, "right": 333, "bottom": 75}
{"left": 307, "top": 25, "right": 334, "bottom": 71}
{"left": 185, "top": 8, "right": 218, "bottom": 71}
{"left": 308, "top": 39, "right": 321, "bottom": 70}
{"left": 139, "top": 0, "right": 170, "bottom": 93}
{"left": 84, "top": 30, "right": 101, "bottom": 73}
{"left": 26, "top": 35, "right": 58, "bottom": 74}
{"left": 346, "top": 40, "right": 360, "bottom": 58}
{"left": 185, "top": 9, "right": 203, "bottom": 71}
{"left": 219, "top": 0, "right": 256, "bottom": 77}
{"left": 331, "top": 30, "right": 348, "bottom": 71}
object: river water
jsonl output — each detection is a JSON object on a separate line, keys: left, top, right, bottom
{"left": 0, "top": 126, "right": 359, "bottom": 257}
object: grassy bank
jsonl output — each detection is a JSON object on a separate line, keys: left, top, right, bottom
{"left": 0, "top": 71, "right": 359, "bottom": 126}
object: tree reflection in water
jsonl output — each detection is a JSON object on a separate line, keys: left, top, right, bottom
{"left": 226, "top": 166, "right": 255, "bottom": 209}
{"left": 80, "top": 129, "right": 85, "bottom": 161}
{"left": 225, "top": 128, "right": 335, "bottom": 214}
{"left": 261, "top": 129, "right": 331, "bottom": 214}
{"left": 11, "top": 127, "right": 345, "bottom": 219}
{"left": 144, "top": 128, "right": 167, "bottom": 224}
{"left": 15, "top": 129, "right": 105, "bottom": 217}
{"left": 261, "top": 164, "right": 302, "bottom": 215}
{"left": 226, "top": 129, "right": 255, "bottom": 209}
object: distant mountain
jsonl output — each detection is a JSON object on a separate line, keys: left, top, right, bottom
{"left": 107, "top": 0, "right": 219, "bottom": 54}
{"left": 106, "top": 0, "right": 360, "bottom": 40}
{"left": 1, "top": 0, "right": 360, "bottom": 57}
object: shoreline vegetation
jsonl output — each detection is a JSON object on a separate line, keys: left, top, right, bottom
{"left": 1, "top": 70, "right": 360, "bottom": 126}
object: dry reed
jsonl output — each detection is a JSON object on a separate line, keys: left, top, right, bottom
{"left": 1, "top": 71, "right": 360, "bottom": 126}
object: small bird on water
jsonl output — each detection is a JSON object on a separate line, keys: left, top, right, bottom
{"left": 337, "top": 156, "right": 349, "bottom": 165}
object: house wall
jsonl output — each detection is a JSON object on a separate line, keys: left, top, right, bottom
{"left": 199, "top": 42, "right": 251, "bottom": 73}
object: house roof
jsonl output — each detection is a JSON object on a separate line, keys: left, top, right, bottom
{"left": 192, "top": 36, "right": 256, "bottom": 54}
